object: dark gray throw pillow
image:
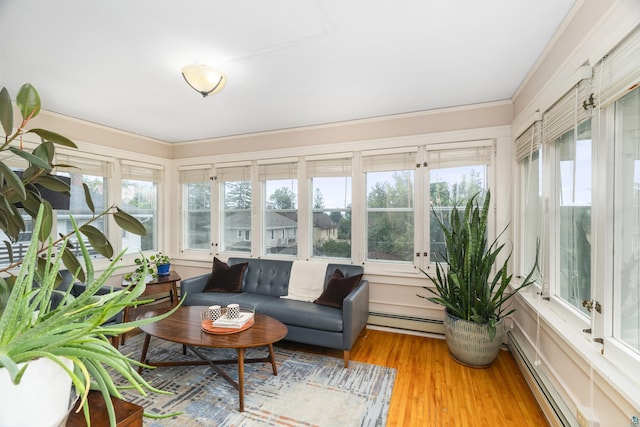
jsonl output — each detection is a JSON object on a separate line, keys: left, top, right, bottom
{"left": 203, "top": 257, "right": 248, "bottom": 293}
{"left": 314, "top": 269, "right": 363, "bottom": 309}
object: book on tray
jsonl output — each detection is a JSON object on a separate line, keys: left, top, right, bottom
{"left": 212, "top": 311, "right": 254, "bottom": 328}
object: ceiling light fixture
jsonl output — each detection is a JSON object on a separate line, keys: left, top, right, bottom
{"left": 181, "top": 64, "right": 227, "bottom": 97}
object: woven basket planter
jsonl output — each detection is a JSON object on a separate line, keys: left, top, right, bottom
{"left": 443, "top": 310, "right": 504, "bottom": 368}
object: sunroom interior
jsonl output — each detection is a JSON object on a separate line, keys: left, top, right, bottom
{"left": 1, "top": 0, "right": 640, "bottom": 425}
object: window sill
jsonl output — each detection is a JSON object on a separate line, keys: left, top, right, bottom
{"left": 516, "top": 291, "right": 640, "bottom": 412}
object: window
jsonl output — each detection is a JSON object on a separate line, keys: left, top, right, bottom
{"left": 513, "top": 26, "right": 640, "bottom": 382}
{"left": 179, "top": 166, "right": 211, "bottom": 251}
{"left": 56, "top": 154, "right": 111, "bottom": 259}
{"left": 121, "top": 162, "right": 160, "bottom": 253}
{"left": 427, "top": 145, "right": 491, "bottom": 263}
{"left": 543, "top": 80, "right": 593, "bottom": 317}
{"left": 308, "top": 157, "right": 352, "bottom": 259}
{"left": 553, "top": 120, "right": 592, "bottom": 315}
{"left": 219, "top": 165, "right": 252, "bottom": 253}
{"left": 259, "top": 161, "right": 297, "bottom": 256}
{"left": 363, "top": 151, "right": 415, "bottom": 262}
{"left": 613, "top": 86, "right": 640, "bottom": 353}
{"left": 516, "top": 123, "right": 543, "bottom": 282}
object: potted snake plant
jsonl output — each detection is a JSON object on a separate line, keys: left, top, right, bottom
{"left": 418, "top": 190, "right": 538, "bottom": 367}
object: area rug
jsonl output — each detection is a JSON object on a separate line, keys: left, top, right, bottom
{"left": 114, "top": 334, "right": 396, "bottom": 426}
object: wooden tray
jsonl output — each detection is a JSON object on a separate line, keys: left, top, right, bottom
{"left": 200, "top": 317, "right": 255, "bottom": 335}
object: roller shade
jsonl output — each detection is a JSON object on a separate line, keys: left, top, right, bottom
{"left": 307, "top": 157, "right": 352, "bottom": 177}
{"left": 362, "top": 151, "right": 416, "bottom": 172}
{"left": 56, "top": 154, "right": 112, "bottom": 178}
{"left": 515, "top": 122, "right": 542, "bottom": 162}
{"left": 217, "top": 165, "right": 251, "bottom": 182}
{"left": 543, "top": 79, "right": 591, "bottom": 144}
{"left": 178, "top": 165, "right": 212, "bottom": 184}
{"left": 258, "top": 161, "right": 297, "bottom": 180}
{"left": 593, "top": 24, "right": 640, "bottom": 108}
{"left": 427, "top": 145, "right": 492, "bottom": 169}
{"left": 121, "top": 161, "right": 161, "bottom": 182}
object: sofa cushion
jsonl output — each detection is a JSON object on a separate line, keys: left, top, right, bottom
{"left": 259, "top": 298, "right": 343, "bottom": 332}
{"left": 314, "top": 269, "right": 364, "bottom": 309}
{"left": 228, "top": 258, "right": 292, "bottom": 297}
{"left": 204, "top": 257, "right": 248, "bottom": 293}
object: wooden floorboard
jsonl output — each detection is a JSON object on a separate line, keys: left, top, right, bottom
{"left": 278, "top": 328, "right": 549, "bottom": 427}
{"left": 127, "top": 303, "right": 549, "bottom": 426}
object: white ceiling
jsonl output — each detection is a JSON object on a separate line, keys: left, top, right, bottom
{"left": 0, "top": 0, "right": 576, "bottom": 143}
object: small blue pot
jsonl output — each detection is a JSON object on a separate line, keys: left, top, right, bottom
{"left": 157, "top": 263, "right": 171, "bottom": 276}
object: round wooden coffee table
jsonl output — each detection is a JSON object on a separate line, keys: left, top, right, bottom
{"left": 137, "top": 305, "right": 288, "bottom": 412}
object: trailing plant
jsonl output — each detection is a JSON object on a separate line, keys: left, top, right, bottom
{"left": 418, "top": 190, "right": 539, "bottom": 341}
{"left": 150, "top": 252, "right": 170, "bottom": 266}
{"left": 0, "top": 83, "right": 146, "bottom": 292}
{"left": 123, "top": 252, "right": 169, "bottom": 283}
{"left": 0, "top": 206, "right": 181, "bottom": 425}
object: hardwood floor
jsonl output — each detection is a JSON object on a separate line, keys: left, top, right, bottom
{"left": 279, "top": 328, "right": 549, "bottom": 427}
{"left": 128, "top": 303, "right": 548, "bottom": 426}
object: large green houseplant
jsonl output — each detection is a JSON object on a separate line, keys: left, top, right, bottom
{"left": 0, "top": 83, "right": 176, "bottom": 425}
{"left": 0, "top": 207, "right": 179, "bottom": 426}
{"left": 418, "top": 190, "right": 538, "bottom": 367}
{"left": 0, "top": 83, "right": 146, "bottom": 288}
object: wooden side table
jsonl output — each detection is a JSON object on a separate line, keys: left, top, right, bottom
{"left": 66, "top": 391, "right": 143, "bottom": 427}
{"left": 120, "top": 271, "right": 181, "bottom": 345}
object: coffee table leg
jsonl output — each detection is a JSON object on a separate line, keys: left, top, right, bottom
{"left": 138, "top": 333, "right": 151, "bottom": 374}
{"left": 268, "top": 343, "right": 278, "bottom": 375}
{"left": 237, "top": 348, "right": 245, "bottom": 412}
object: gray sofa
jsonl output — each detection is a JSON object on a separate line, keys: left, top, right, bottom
{"left": 180, "top": 257, "right": 369, "bottom": 367}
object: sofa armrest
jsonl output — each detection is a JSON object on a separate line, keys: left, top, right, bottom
{"left": 342, "top": 279, "right": 369, "bottom": 350}
{"left": 180, "top": 273, "right": 210, "bottom": 301}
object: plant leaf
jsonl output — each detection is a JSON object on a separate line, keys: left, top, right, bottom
{"left": 0, "top": 87, "right": 13, "bottom": 136}
{"left": 7, "top": 146, "right": 53, "bottom": 170}
{"left": 61, "top": 247, "right": 86, "bottom": 283}
{"left": 38, "top": 201, "right": 53, "bottom": 242}
{"left": 82, "top": 183, "right": 95, "bottom": 214}
{"left": 15, "top": 83, "right": 41, "bottom": 120}
{"left": 114, "top": 208, "right": 147, "bottom": 236}
{"left": 21, "top": 187, "right": 44, "bottom": 218}
{"left": 2, "top": 241, "right": 12, "bottom": 265}
{"left": 32, "top": 140, "right": 55, "bottom": 165}
{"left": 28, "top": 129, "right": 77, "bottom": 148}
{"left": 0, "top": 162, "right": 26, "bottom": 201}
{"left": 32, "top": 174, "right": 70, "bottom": 193}
{"left": 80, "top": 225, "right": 113, "bottom": 259}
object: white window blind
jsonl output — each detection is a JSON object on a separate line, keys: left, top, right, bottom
{"left": 593, "top": 24, "right": 640, "bottom": 108}
{"left": 427, "top": 145, "right": 492, "bottom": 169}
{"left": 258, "top": 162, "right": 297, "bottom": 180}
{"left": 121, "top": 161, "right": 161, "bottom": 182}
{"left": 515, "top": 122, "right": 542, "bottom": 162}
{"left": 0, "top": 152, "right": 27, "bottom": 170}
{"left": 543, "top": 79, "right": 591, "bottom": 144}
{"left": 217, "top": 165, "right": 251, "bottom": 182}
{"left": 362, "top": 151, "right": 416, "bottom": 172}
{"left": 178, "top": 165, "right": 212, "bottom": 184}
{"left": 56, "top": 154, "right": 112, "bottom": 178}
{"left": 307, "top": 157, "right": 352, "bottom": 177}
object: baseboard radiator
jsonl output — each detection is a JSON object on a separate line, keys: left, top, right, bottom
{"left": 507, "top": 331, "right": 578, "bottom": 427}
{"left": 367, "top": 312, "right": 445, "bottom": 335}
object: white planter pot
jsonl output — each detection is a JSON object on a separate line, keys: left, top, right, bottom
{"left": 0, "top": 357, "right": 74, "bottom": 427}
{"left": 443, "top": 311, "right": 504, "bottom": 368}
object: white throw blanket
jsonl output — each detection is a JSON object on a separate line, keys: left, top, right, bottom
{"left": 282, "top": 261, "right": 328, "bottom": 302}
